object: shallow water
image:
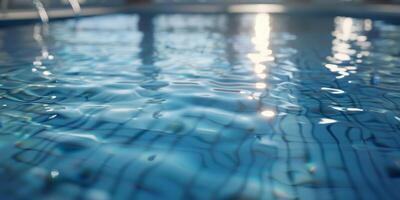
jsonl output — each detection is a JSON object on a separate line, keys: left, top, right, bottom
{"left": 0, "top": 13, "right": 400, "bottom": 200}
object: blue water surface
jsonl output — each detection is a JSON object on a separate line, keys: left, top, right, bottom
{"left": 0, "top": 13, "right": 400, "bottom": 200}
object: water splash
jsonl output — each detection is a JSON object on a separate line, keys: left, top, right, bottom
{"left": 33, "top": 0, "right": 48, "bottom": 24}
{"left": 67, "top": 0, "right": 81, "bottom": 17}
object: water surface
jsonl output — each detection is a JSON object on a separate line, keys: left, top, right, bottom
{"left": 0, "top": 13, "right": 400, "bottom": 200}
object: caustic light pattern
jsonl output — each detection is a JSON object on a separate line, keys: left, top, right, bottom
{"left": 0, "top": 14, "right": 400, "bottom": 200}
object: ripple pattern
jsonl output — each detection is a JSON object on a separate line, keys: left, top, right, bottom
{"left": 0, "top": 14, "right": 400, "bottom": 200}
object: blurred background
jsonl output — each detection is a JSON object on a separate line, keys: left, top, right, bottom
{"left": 0, "top": 0, "right": 399, "bottom": 24}
{"left": 4, "top": 0, "right": 400, "bottom": 9}
{"left": 3, "top": 0, "right": 400, "bottom": 9}
{"left": 1, "top": 0, "right": 400, "bottom": 14}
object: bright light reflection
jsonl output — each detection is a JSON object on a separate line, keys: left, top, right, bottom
{"left": 327, "top": 17, "right": 372, "bottom": 79}
{"left": 255, "top": 82, "right": 266, "bottom": 89}
{"left": 253, "top": 14, "right": 271, "bottom": 53}
{"left": 257, "top": 73, "right": 266, "bottom": 79}
{"left": 254, "top": 64, "right": 266, "bottom": 74}
{"left": 249, "top": 13, "right": 273, "bottom": 71}
{"left": 248, "top": 13, "right": 273, "bottom": 90}
{"left": 334, "top": 53, "right": 351, "bottom": 61}
{"left": 50, "top": 170, "right": 59, "bottom": 178}
{"left": 364, "top": 19, "right": 372, "bottom": 31}
{"left": 319, "top": 118, "right": 338, "bottom": 124}
{"left": 246, "top": 14, "right": 277, "bottom": 120}
{"left": 43, "top": 71, "right": 52, "bottom": 76}
{"left": 339, "top": 17, "right": 353, "bottom": 41}
{"left": 261, "top": 110, "right": 275, "bottom": 118}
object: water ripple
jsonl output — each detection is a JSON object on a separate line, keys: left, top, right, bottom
{"left": 0, "top": 13, "right": 400, "bottom": 200}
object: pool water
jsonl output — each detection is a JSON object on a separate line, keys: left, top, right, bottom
{"left": 0, "top": 13, "right": 400, "bottom": 200}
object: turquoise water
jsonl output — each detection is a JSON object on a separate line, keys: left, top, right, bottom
{"left": 0, "top": 13, "right": 400, "bottom": 199}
